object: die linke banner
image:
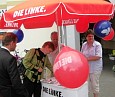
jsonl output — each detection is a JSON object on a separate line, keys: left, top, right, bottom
{"left": 1, "top": 18, "right": 22, "bottom": 29}
{"left": 3, "top": 21, "right": 19, "bottom": 28}
{"left": 2, "top": 0, "right": 114, "bottom": 29}
{"left": 2, "top": 18, "right": 79, "bottom": 29}
{"left": 2, "top": 6, "right": 79, "bottom": 28}
{"left": 4, "top": 6, "right": 53, "bottom": 21}
{"left": 13, "top": 6, "right": 46, "bottom": 18}
{"left": 2, "top": 5, "right": 79, "bottom": 29}
{"left": 12, "top": 6, "right": 79, "bottom": 25}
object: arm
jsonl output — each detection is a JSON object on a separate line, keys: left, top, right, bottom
{"left": 44, "top": 56, "right": 53, "bottom": 75}
{"left": 87, "top": 44, "right": 102, "bottom": 61}
{"left": 87, "top": 56, "right": 101, "bottom": 61}
{"left": 23, "top": 48, "right": 37, "bottom": 70}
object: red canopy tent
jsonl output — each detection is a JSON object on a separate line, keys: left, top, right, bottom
{"left": 0, "top": 0, "right": 114, "bottom": 32}
{"left": 0, "top": 16, "right": 22, "bottom": 29}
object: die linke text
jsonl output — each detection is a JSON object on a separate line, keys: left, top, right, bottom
{"left": 53, "top": 56, "right": 72, "bottom": 72}
{"left": 13, "top": 6, "right": 46, "bottom": 18}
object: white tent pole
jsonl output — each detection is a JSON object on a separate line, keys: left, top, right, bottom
{"left": 55, "top": 5, "right": 66, "bottom": 52}
{"left": 55, "top": 10, "right": 61, "bottom": 52}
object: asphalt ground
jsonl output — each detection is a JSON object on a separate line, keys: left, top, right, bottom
{"left": 89, "top": 55, "right": 115, "bottom": 97}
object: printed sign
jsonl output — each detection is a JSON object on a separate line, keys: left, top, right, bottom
{"left": 13, "top": 6, "right": 46, "bottom": 18}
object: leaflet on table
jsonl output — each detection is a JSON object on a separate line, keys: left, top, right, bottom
{"left": 41, "top": 77, "right": 60, "bottom": 85}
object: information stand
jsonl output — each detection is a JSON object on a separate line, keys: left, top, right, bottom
{"left": 41, "top": 81, "right": 88, "bottom": 97}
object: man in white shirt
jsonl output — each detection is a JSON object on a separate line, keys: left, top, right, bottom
{"left": 48, "top": 31, "right": 59, "bottom": 64}
{"left": 44, "top": 31, "right": 61, "bottom": 79}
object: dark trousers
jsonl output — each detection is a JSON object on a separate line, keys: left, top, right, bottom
{"left": 0, "top": 87, "right": 25, "bottom": 97}
{"left": 24, "top": 77, "right": 41, "bottom": 97}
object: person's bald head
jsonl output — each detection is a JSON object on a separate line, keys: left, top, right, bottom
{"left": 51, "top": 31, "right": 58, "bottom": 49}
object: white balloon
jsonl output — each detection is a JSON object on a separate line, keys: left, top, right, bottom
{"left": 101, "top": 27, "right": 110, "bottom": 35}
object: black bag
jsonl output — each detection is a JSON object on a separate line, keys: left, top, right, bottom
{"left": 17, "top": 49, "right": 36, "bottom": 77}
{"left": 17, "top": 61, "right": 26, "bottom": 75}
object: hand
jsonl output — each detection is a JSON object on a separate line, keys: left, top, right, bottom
{"left": 38, "top": 67, "right": 43, "bottom": 72}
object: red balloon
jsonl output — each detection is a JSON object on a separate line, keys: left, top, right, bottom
{"left": 53, "top": 46, "right": 89, "bottom": 88}
{"left": 102, "top": 28, "right": 114, "bottom": 41}
{"left": 76, "top": 19, "right": 89, "bottom": 33}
